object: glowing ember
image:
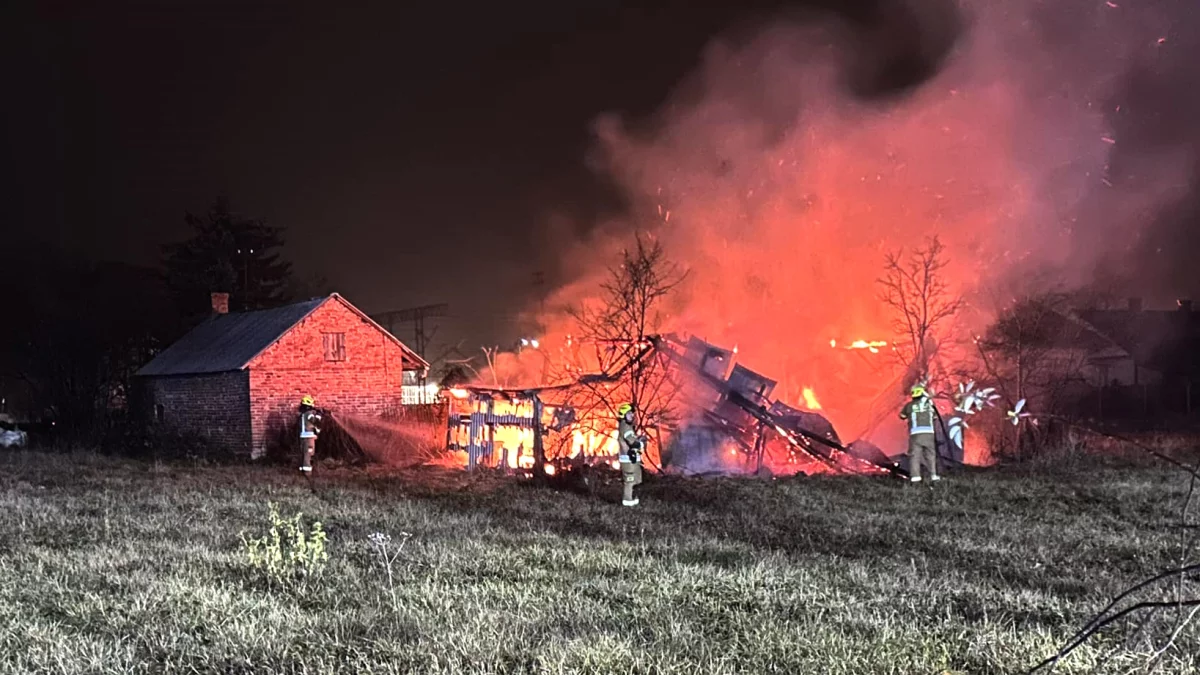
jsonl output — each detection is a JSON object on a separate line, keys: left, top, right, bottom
{"left": 835, "top": 339, "right": 888, "bottom": 354}
{"left": 801, "top": 387, "right": 822, "bottom": 410}
{"left": 544, "top": 464, "right": 557, "bottom": 476}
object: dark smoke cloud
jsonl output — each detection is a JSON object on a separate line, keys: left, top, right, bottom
{"left": 520, "top": 0, "right": 1199, "bottom": 455}
{"left": 833, "top": 0, "right": 964, "bottom": 99}
{"left": 1103, "top": 0, "right": 1200, "bottom": 302}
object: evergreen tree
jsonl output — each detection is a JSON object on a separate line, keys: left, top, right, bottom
{"left": 164, "top": 197, "right": 294, "bottom": 320}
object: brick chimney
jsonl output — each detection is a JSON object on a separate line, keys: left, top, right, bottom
{"left": 1178, "top": 299, "right": 1193, "bottom": 313}
{"left": 1128, "top": 297, "right": 1143, "bottom": 312}
{"left": 211, "top": 292, "right": 230, "bottom": 315}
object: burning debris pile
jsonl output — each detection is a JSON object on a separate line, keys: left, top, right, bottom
{"left": 437, "top": 333, "right": 965, "bottom": 479}
{"left": 653, "top": 335, "right": 904, "bottom": 477}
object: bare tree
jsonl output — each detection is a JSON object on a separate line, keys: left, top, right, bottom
{"left": 480, "top": 347, "right": 504, "bottom": 389}
{"left": 876, "top": 236, "right": 963, "bottom": 382}
{"left": 974, "top": 293, "right": 1090, "bottom": 459}
{"left": 552, "top": 235, "right": 688, "bottom": 468}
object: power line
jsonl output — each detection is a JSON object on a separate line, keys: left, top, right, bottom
{"left": 371, "top": 303, "right": 449, "bottom": 359}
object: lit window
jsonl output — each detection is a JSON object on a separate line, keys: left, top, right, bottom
{"left": 323, "top": 333, "right": 346, "bottom": 362}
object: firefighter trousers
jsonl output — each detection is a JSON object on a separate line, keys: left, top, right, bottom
{"left": 300, "top": 437, "right": 316, "bottom": 469}
{"left": 908, "top": 433, "right": 937, "bottom": 480}
{"left": 621, "top": 461, "right": 643, "bottom": 502}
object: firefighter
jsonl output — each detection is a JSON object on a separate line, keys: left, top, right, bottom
{"left": 617, "top": 403, "right": 645, "bottom": 506}
{"left": 299, "top": 395, "right": 323, "bottom": 473}
{"left": 899, "top": 385, "right": 940, "bottom": 483}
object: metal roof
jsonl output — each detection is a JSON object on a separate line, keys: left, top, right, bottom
{"left": 137, "top": 297, "right": 327, "bottom": 377}
{"left": 136, "top": 294, "right": 430, "bottom": 377}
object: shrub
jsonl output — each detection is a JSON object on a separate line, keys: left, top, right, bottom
{"left": 239, "top": 501, "right": 328, "bottom": 588}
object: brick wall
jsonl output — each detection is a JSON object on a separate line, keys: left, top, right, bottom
{"left": 144, "top": 371, "right": 252, "bottom": 453}
{"left": 248, "top": 297, "right": 418, "bottom": 459}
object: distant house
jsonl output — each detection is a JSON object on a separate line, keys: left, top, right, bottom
{"left": 1076, "top": 299, "right": 1200, "bottom": 415}
{"left": 1077, "top": 299, "right": 1200, "bottom": 387}
{"left": 1030, "top": 308, "right": 1148, "bottom": 389}
{"left": 136, "top": 293, "right": 429, "bottom": 457}
{"left": 1021, "top": 298, "right": 1200, "bottom": 418}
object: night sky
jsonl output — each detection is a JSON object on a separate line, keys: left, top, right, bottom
{"left": 2, "top": 2, "right": 808, "bottom": 342}
{"left": 3, "top": 0, "right": 1196, "bottom": 358}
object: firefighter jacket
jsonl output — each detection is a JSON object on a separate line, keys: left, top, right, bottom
{"left": 300, "top": 409, "right": 322, "bottom": 439}
{"left": 900, "top": 397, "right": 936, "bottom": 436}
{"left": 618, "top": 417, "right": 641, "bottom": 463}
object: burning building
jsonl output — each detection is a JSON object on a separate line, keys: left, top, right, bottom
{"left": 441, "top": 333, "right": 948, "bottom": 479}
{"left": 443, "top": 385, "right": 620, "bottom": 473}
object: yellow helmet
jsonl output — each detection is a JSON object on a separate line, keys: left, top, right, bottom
{"left": 617, "top": 403, "right": 633, "bottom": 416}
{"left": 301, "top": 395, "right": 315, "bottom": 407}
{"left": 910, "top": 386, "right": 925, "bottom": 398}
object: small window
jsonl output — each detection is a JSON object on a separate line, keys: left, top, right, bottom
{"left": 154, "top": 404, "right": 165, "bottom": 422}
{"left": 323, "top": 333, "right": 347, "bottom": 362}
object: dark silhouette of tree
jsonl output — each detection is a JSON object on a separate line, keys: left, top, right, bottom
{"left": 164, "top": 197, "right": 294, "bottom": 322}
{"left": 1, "top": 246, "right": 174, "bottom": 437}
{"left": 973, "top": 292, "right": 1089, "bottom": 459}
{"left": 550, "top": 235, "right": 688, "bottom": 469}
{"left": 877, "top": 235, "right": 963, "bottom": 382}
{"left": 287, "top": 272, "right": 334, "bottom": 302}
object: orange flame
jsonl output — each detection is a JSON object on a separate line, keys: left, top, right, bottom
{"left": 801, "top": 387, "right": 822, "bottom": 410}
{"left": 443, "top": 393, "right": 629, "bottom": 472}
{"left": 835, "top": 339, "right": 889, "bottom": 354}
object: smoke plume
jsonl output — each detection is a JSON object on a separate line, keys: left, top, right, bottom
{"left": 517, "top": 0, "right": 1197, "bottom": 454}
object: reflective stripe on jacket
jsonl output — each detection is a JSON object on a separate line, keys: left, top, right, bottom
{"left": 300, "top": 410, "right": 321, "bottom": 439}
{"left": 900, "top": 397, "right": 936, "bottom": 436}
{"left": 618, "top": 418, "right": 639, "bottom": 462}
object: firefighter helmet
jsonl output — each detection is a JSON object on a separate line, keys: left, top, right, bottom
{"left": 617, "top": 403, "right": 633, "bottom": 416}
{"left": 910, "top": 386, "right": 925, "bottom": 399}
{"left": 301, "top": 395, "right": 315, "bottom": 407}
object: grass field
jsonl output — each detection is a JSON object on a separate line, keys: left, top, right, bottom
{"left": 0, "top": 450, "right": 1197, "bottom": 674}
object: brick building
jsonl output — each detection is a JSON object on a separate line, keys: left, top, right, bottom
{"left": 136, "top": 293, "right": 428, "bottom": 457}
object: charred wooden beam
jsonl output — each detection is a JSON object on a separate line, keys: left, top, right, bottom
{"left": 649, "top": 335, "right": 904, "bottom": 477}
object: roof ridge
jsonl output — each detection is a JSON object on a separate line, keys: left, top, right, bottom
{"left": 135, "top": 295, "right": 330, "bottom": 377}
{"left": 135, "top": 293, "right": 427, "bottom": 377}
{"left": 222, "top": 294, "right": 334, "bottom": 317}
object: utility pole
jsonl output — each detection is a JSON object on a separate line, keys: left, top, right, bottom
{"left": 372, "top": 303, "right": 449, "bottom": 403}
{"left": 373, "top": 303, "right": 449, "bottom": 359}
